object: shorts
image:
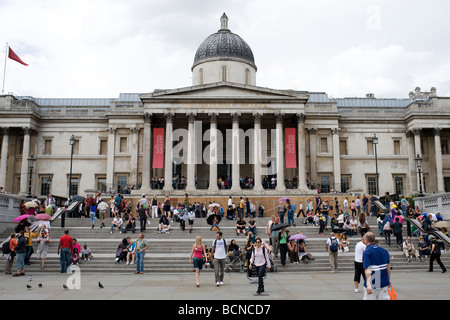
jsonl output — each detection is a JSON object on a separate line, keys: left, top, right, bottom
{"left": 193, "top": 258, "right": 204, "bottom": 270}
{"left": 354, "top": 261, "right": 365, "bottom": 283}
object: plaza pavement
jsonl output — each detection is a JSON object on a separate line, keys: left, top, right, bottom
{"left": 0, "top": 269, "right": 448, "bottom": 301}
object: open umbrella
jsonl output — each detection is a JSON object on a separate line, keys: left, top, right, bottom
{"left": 434, "top": 221, "right": 448, "bottom": 229}
{"left": 207, "top": 213, "right": 222, "bottom": 225}
{"left": 288, "top": 234, "right": 307, "bottom": 241}
{"left": 35, "top": 213, "right": 51, "bottom": 220}
{"left": 13, "top": 214, "right": 31, "bottom": 222}
{"left": 25, "top": 201, "right": 39, "bottom": 209}
{"left": 277, "top": 197, "right": 291, "bottom": 202}
{"left": 270, "top": 222, "right": 290, "bottom": 231}
{"left": 208, "top": 203, "right": 221, "bottom": 208}
{"left": 72, "top": 195, "right": 84, "bottom": 202}
{"left": 332, "top": 228, "right": 347, "bottom": 234}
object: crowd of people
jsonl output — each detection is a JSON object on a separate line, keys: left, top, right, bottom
{"left": 4, "top": 191, "right": 449, "bottom": 299}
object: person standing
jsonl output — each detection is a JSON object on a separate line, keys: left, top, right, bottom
{"left": 354, "top": 235, "right": 367, "bottom": 293}
{"left": 12, "top": 231, "right": 27, "bottom": 277}
{"left": 249, "top": 237, "right": 271, "bottom": 294}
{"left": 189, "top": 236, "right": 208, "bottom": 287}
{"left": 36, "top": 226, "right": 51, "bottom": 270}
{"left": 135, "top": 233, "right": 149, "bottom": 274}
{"left": 326, "top": 232, "right": 340, "bottom": 272}
{"left": 4, "top": 233, "right": 17, "bottom": 275}
{"left": 97, "top": 199, "right": 109, "bottom": 229}
{"left": 428, "top": 235, "right": 447, "bottom": 273}
{"left": 363, "top": 232, "right": 391, "bottom": 300}
{"left": 278, "top": 227, "right": 289, "bottom": 268}
{"left": 57, "top": 229, "right": 73, "bottom": 273}
{"left": 211, "top": 231, "right": 228, "bottom": 286}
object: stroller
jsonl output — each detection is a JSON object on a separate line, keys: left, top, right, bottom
{"left": 225, "top": 250, "right": 245, "bottom": 273}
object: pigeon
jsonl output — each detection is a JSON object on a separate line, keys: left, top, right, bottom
{"left": 38, "top": 283, "right": 42, "bottom": 288}
{"left": 63, "top": 284, "right": 69, "bottom": 290}
{"left": 26, "top": 284, "right": 32, "bottom": 289}
{"left": 98, "top": 282, "right": 104, "bottom": 289}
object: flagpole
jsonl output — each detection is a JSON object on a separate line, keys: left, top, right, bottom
{"left": 1, "top": 42, "right": 7, "bottom": 95}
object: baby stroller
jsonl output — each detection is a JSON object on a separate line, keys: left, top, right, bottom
{"left": 225, "top": 250, "right": 245, "bottom": 273}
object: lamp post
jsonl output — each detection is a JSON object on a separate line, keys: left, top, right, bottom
{"left": 372, "top": 134, "right": 379, "bottom": 196}
{"left": 26, "top": 154, "right": 36, "bottom": 198}
{"left": 415, "top": 153, "right": 424, "bottom": 197}
{"left": 62, "top": 135, "right": 75, "bottom": 228}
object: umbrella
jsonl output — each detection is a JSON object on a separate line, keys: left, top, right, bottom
{"left": 35, "top": 213, "right": 51, "bottom": 220}
{"left": 207, "top": 213, "right": 222, "bottom": 225}
{"left": 25, "top": 201, "right": 39, "bottom": 209}
{"left": 13, "top": 214, "right": 31, "bottom": 222}
{"left": 72, "top": 195, "right": 84, "bottom": 202}
{"left": 277, "top": 197, "right": 291, "bottom": 202}
{"left": 270, "top": 222, "right": 290, "bottom": 231}
{"left": 208, "top": 203, "right": 221, "bottom": 208}
{"left": 288, "top": 234, "right": 307, "bottom": 241}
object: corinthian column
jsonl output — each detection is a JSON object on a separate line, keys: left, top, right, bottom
{"left": 19, "top": 127, "right": 33, "bottom": 195}
{"left": 332, "top": 128, "right": 341, "bottom": 192}
{"left": 253, "top": 113, "right": 262, "bottom": 191}
{"left": 140, "top": 113, "right": 152, "bottom": 192}
{"left": 434, "top": 127, "right": 445, "bottom": 193}
{"left": 275, "top": 114, "right": 286, "bottom": 192}
{"left": 208, "top": 113, "right": 219, "bottom": 192}
{"left": 296, "top": 114, "right": 308, "bottom": 192}
{"left": 163, "top": 113, "right": 174, "bottom": 192}
{"left": 231, "top": 113, "right": 241, "bottom": 192}
{"left": 186, "top": 113, "right": 197, "bottom": 191}
{"left": 106, "top": 127, "right": 116, "bottom": 191}
{"left": 0, "top": 127, "right": 10, "bottom": 189}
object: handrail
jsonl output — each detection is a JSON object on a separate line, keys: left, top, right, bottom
{"left": 407, "top": 218, "right": 450, "bottom": 247}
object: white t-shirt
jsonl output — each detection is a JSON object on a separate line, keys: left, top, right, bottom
{"left": 212, "top": 238, "right": 228, "bottom": 259}
{"left": 354, "top": 241, "right": 367, "bottom": 263}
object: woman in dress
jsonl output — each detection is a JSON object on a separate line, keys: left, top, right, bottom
{"left": 36, "top": 226, "right": 51, "bottom": 270}
{"left": 189, "top": 236, "right": 207, "bottom": 287}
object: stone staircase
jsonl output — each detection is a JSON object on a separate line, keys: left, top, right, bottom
{"left": 2, "top": 215, "right": 449, "bottom": 274}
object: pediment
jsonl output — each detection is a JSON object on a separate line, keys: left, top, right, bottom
{"left": 140, "top": 82, "right": 308, "bottom": 103}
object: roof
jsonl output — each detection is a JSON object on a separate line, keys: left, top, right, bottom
{"left": 17, "top": 93, "right": 141, "bottom": 107}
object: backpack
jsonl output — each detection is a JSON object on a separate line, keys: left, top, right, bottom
{"left": 291, "top": 204, "right": 297, "bottom": 212}
{"left": 329, "top": 238, "right": 338, "bottom": 252}
{"left": 213, "top": 238, "right": 228, "bottom": 253}
{"left": 2, "top": 240, "right": 11, "bottom": 255}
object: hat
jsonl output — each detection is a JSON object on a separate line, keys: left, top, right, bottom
{"left": 428, "top": 235, "right": 436, "bottom": 240}
{"left": 392, "top": 205, "right": 397, "bottom": 209}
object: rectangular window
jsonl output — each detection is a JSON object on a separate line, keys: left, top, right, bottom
{"left": 119, "top": 137, "right": 128, "bottom": 153}
{"left": 97, "top": 177, "right": 107, "bottom": 193}
{"left": 320, "top": 175, "right": 330, "bottom": 193}
{"left": 44, "top": 139, "right": 52, "bottom": 155}
{"left": 117, "top": 175, "right": 127, "bottom": 193}
{"left": 320, "top": 137, "right": 328, "bottom": 153}
{"left": 341, "top": 176, "right": 350, "bottom": 193}
{"left": 40, "top": 176, "right": 52, "bottom": 196}
{"left": 442, "top": 140, "right": 448, "bottom": 155}
{"left": 367, "top": 176, "right": 377, "bottom": 195}
{"left": 100, "top": 139, "right": 108, "bottom": 155}
{"left": 69, "top": 177, "right": 79, "bottom": 197}
{"left": 339, "top": 140, "right": 347, "bottom": 155}
{"left": 367, "top": 140, "right": 374, "bottom": 155}
{"left": 393, "top": 140, "right": 401, "bottom": 155}
{"left": 394, "top": 176, "right": 404, "bottom": 195}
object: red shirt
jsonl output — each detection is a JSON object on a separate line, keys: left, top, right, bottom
{"left": 60, "top": 235, "right": 73, "bottom": 249}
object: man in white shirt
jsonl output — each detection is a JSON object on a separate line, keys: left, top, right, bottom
{"left": 354, "top": 235, "right": 367, "bottom": 293}
{"left": 211, "top": 231, "right": 228, "bottom": 286}
{"left": 97, "top": 199, "right": 109, "bottom": 228}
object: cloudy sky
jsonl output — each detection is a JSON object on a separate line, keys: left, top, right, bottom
{"left": 1, "top": 0, "right": 450, "bottom": 100}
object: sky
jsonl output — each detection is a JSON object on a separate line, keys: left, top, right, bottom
{"left": 1, "top": 0, "right": 450, "bottom": 100}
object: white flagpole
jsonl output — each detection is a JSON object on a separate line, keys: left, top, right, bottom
{"left": 1, "top": 42, "right": 7, "bottom": 95}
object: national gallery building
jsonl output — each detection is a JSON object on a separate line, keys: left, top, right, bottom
{"left": 1, "top": 13, "right": 450, "bottom": 200}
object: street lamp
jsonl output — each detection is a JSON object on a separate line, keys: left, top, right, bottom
{"left": 26, "top": 154, "right": 36, "bottom": 198}
{"left": 372, "top": 134, "right": 379, "bottom": 196}
{"left": 415, "top": 153, "right": 424, "bottom": 197}
{"left": 62, "top": 134, "right": 75, "bottom": 228}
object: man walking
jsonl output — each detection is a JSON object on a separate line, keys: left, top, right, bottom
{"left": 363, "top": 232, "right": 391, "bottom": 300}
{"left": 97, "top": 199, "right": 109, "bottom": 229}
{"left": 57, "top": 229, "right": 73, "bottom": 273}
{"left": 354, "top": 235, "right": 367, "bottom": 293}
{"left": 211, "top": 231, "right": 228, "bottom": 286}
{"left": 325, "top": 232, "right": 339, "bottom": 272}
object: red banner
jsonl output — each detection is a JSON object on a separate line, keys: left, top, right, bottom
{"left": 285, "top": 128, "right": 297, "bottom": 168}
{"left": 152, "top": 128, "right": 164, "bottom": 168}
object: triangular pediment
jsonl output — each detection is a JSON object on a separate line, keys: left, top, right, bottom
{"left": 140, "top": 82, "right": 308, "bottom": 103}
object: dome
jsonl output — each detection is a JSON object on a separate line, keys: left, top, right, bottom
{"left": 192, "top": 13, "right": 256, "bottom": 71}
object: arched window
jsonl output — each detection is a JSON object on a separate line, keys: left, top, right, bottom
{"left": 221, "top": 65, "right": 227, "bottom": 82}
{"left": 245, "top": 69, "right": 250, "bottom": 85}
{"left": 199, "top": 68, "right": 204, "bottom": 85}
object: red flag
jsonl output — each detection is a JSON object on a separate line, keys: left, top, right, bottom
{"left": 8, "top": 47, "right": 28, "bottom": 66}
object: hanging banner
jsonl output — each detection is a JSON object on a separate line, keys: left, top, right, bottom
{"left": 285, "top": 128, "right": 297, "bottom": 168}
{"left": 152, "top": 128, "right": 164, "bottom": 168}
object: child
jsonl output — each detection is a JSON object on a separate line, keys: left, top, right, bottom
{"left": 81, "top": 244, "right": 93, "bottom": 261}
{"left": 71, "top": 238, "right": 81, "bottom": 265}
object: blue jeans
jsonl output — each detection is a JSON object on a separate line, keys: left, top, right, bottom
{"left": 111, "top": 224, "right": 123, "bottom": 233}
{"left": 90, "top": 212, "right": 96, "bottom": 225}
{"left": 255, "top": 265, "right": 266, "bottom": 291}
{"left": 16, "top": 253, "right": 25, "bottom": 270}
{"left": 60, "top": 248, "right": 71, "bottom": 273}
{"left": 288, "top": 212, "right": 295, "bottom": 226}
{"left": 136, "top": 250, "right": 145, "bottom": 273}
{"left": 279, "top": 212, "right": 285, "bottom": 224}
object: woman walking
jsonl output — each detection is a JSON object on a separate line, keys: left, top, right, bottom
{"left": 249, "top": 237, "right": 271, "bottom": 294}
{"left": 36, "top": 226, "right": 51, "bottom": 270}
{"left": 189, "top": 236, "right": 208, "bottom": 287}
{"left": 428, "top": 235, "right": 447, "bottom": 273}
